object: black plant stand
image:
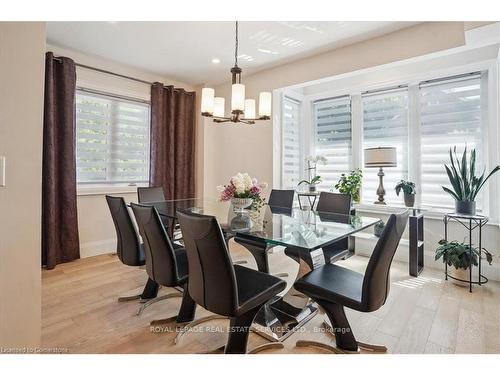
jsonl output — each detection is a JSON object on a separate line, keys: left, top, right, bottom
{"left": 409, "top": 209, "right": 424, "bottom": 277}
{"left": 443, "top": 213, "right": 489, "bottom": 293}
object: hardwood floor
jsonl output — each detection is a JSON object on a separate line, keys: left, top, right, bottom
{"left": 41, "top": 240, "right": 500, "bottom": 354}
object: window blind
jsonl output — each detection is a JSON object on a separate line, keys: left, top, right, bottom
{"left": 362, "top": 89, "right": 409, "bottom": 204}
{"left": 419, "top": 73, "right": 483, "bottom": 209}
{"left": 76, "top": 90, "right": 151, "bottom": 185}
{"left": 313, "top": 96, "right": 352, "bottom": 191}
{"left": 281, "top": 96, "right": 301, "bottom": 189}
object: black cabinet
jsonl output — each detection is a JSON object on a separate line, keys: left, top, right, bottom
{"left": 409, "top": 210, "right": 424, "bottom": 277}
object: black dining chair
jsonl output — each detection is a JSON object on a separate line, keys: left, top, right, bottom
{"left": 294, "top": 210, "right": 409, "bottom": 353}
{"left": 137, "top": 186, "right": 180, "bottom": 240}
{"left": 268, "top": 189, "right": 295, "bottom": 208}
{"left": 130, "top": 203, "right": 196, "bottom": 325}
{"left": 177, "top": 210, "right": 287, "bottom": 354}
{"left": 137, "top": 186, "right": 165, "bottom": 203}
{"left": 234, "top": 189, "right": 295, "bottom": 275}
{"left": 285, "top": 192, "right": 353, "bottom": 265}
{"left": 105, "top": 195, "right": 159, "bottom": 302}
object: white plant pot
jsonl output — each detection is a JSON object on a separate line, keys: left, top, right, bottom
{"left": 450, "top": 267, "right": 470, "bottom": 286}
{"left": 231, "top": 197, "right": 253, "bottom": 211}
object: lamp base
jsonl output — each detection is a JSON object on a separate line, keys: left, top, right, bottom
{"left": 375, "top": 167, "right": 386, "bottom": 205}
{"left": 374, "top": 201, "right": 387, "bottom": 205}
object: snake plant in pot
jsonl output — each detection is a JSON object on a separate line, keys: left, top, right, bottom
{"left": 442, "top": 146, "right": 500, "bottom": 215}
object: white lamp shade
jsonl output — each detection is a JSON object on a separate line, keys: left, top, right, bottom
{"left": 364, "top": 147, "right": 397, "bottom": 168}
{"left": 231, "top": 84, "right": 245, "bottom": 111}
{"left": 201, "top": 88, "right": 215, "bottom": 114}
{"left": 258, "top": 92, "right": 272, "bottom": 117}
{"left": 213, "top": 97, "right": 225, "bottom": 117}
{"left": 244, "top": 99, "right": 256, "bottom": 119}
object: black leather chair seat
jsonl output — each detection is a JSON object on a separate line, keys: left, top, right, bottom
{"left": 294, "top": 264, "right": 364, "bottom": 311}
{"left": 234, "top": 264, "right": 286, "bottom": 316}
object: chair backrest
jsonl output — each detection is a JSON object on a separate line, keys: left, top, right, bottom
{"left": 268, "top": 189, "right": 295, "bottom": 208}
{"left": 177, "top": 210, "right": 238, "bottom": 316}
{"left": 361, "top": 210, "right": 410, "bottom": 311}
{"left": 316, "top": 192, "right": 351, "bottom": 214}
{"left": 105, "top": 195, "right": 142, "bottom": 267}
{"left": 130, "top": 203, "right": 180, "bottom": 287}
{"left": 137, "top": 186, "right": 165, "bottom": 203}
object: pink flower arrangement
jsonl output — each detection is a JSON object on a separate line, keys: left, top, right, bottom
{"left": 217, "top": 173, "right": 267, "bottom": 202}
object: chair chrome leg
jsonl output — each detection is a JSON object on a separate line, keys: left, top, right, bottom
{"left": 248, "top": 342, "right": 284, "bottom": 354}
{"left": 118, "top": 294, "right": 142, "bottom": 302}
{"left": 150, "top": 316, "right": 180, "bottom": 326}
{"left": 174, "top": 314, "right": 227, "bottom": 344}
{"left": 321, "top": 322, "right": 387, "bottom": 353}
{"left": 356, "top": 341, "right": 387, "bottom": 353}
{"left": 296, "top": 340, "right": 344, "bottom": 354}
{"left": 272, "top": 272, "right": 289, "bottom": 278}
{"left": 136, "top": 292, "right": 183, "bottom": 316}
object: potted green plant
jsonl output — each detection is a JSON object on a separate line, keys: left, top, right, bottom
{"left": 435, "top": 239, "right": 492, "bottom": 284}
{"left": 299, "top": 155, "right": 327, "bottom": 192}
{"left": 374, "top": 220, "right": 385, "bottom": 237}
{"left": 298, "top": 175, "right": 322, "bottom": 192}
{"left": 334, "top": 169, "right": 362, "bottom": 204}
{"left": 395, "top": 180, "right": 416, "bottom": 207}
{"left": 443, "top": 146, "right": 500, "bottom": 215}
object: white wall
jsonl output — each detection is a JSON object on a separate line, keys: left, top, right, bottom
{"left": 47, "top": 44, "right": 196, "bottom": 258}
{"left": 0, "top": 22, "right": 45, "bottom": 349}
{"left": 202, "top": 21, "right": 500, "bottom": 281}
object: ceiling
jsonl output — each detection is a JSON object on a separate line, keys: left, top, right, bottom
{"left": 46, "top": 21, "right": 419, "bottom": 86}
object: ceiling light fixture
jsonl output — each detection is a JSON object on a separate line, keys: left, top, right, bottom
{"left": 201, "top": 21, "right": 271, "bottom": 124}
{"left": 211, "top": 58, "right": 221, "bottom": 64}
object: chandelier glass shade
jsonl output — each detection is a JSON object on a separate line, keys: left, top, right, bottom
{"left": 201, "top": 21, "right": 271, "bottom": 124}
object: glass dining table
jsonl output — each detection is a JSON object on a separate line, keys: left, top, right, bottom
{"left": 141, "top": 197, "right": 380, "bottom": 342}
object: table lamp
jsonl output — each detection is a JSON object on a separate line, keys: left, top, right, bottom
{"left": 364, "top": 147, "right": 397, "bottom": 205}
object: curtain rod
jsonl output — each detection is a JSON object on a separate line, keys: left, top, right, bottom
{"left": 52, "top": 55, "right": 154, "bottom": 85}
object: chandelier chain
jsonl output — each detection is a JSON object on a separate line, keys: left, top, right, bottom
{"left": 234, "top": 21, "right": 238, "bottom": 67}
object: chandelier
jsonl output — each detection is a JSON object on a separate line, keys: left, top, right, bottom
{"left": 201, "top": 21, "right": 271, "bottom": 124}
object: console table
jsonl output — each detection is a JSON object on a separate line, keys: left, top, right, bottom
{"left": 443, "top": 213, "right": 489, "bottom": 293}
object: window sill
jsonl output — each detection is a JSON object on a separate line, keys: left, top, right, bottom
{"left": 354, "top": 202, "right": 498, "bottom": 226}
{"left": 77, "top": 184, "right": 147, "bottom": 196}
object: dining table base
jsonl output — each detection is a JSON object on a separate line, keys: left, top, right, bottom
{"left": 236, "top": 240, "right": 325, "bottom": 342}
{"left": 251, "top": 300, "right": 318, "bottom": 342}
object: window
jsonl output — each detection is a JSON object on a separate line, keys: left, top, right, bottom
{"left": 362, "top": 89, "right": 409, "bottom": 204}
{"left": 420, "top": 74, "right": 483, "bottom": 209}
{"left": 279, "top": 69, "right": 490, "bottom": 213}
{"left": 281, "top": 96, "right": 302, "bottom": 189}
{"left": 313, "top": 96, "right": 352, "bottom": 191}
{"left": 76, "top": 90, "right": 150, "bottom": 185}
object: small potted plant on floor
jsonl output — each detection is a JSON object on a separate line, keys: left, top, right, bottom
{"left": 334, "top": 168, "right": 363, "bottom": 204}
{"left": 442, "top": 146, "right": 500, "bottom": 215}
{"left": 395, "top": 180, "right": 416, "bottom": 207}
{"left": 435, "top": 239, "right": 492, "bottom": 284}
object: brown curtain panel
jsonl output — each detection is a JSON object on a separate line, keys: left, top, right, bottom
{"left": 42, "top": 52, "right": 80, "bottom": 270}
{"left": 150, "top": 83, "right": 196, "bottom": 199}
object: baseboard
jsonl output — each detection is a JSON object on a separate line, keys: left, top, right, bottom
{"left": 80, "top": 238, "right": 116, "bottom": 258}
